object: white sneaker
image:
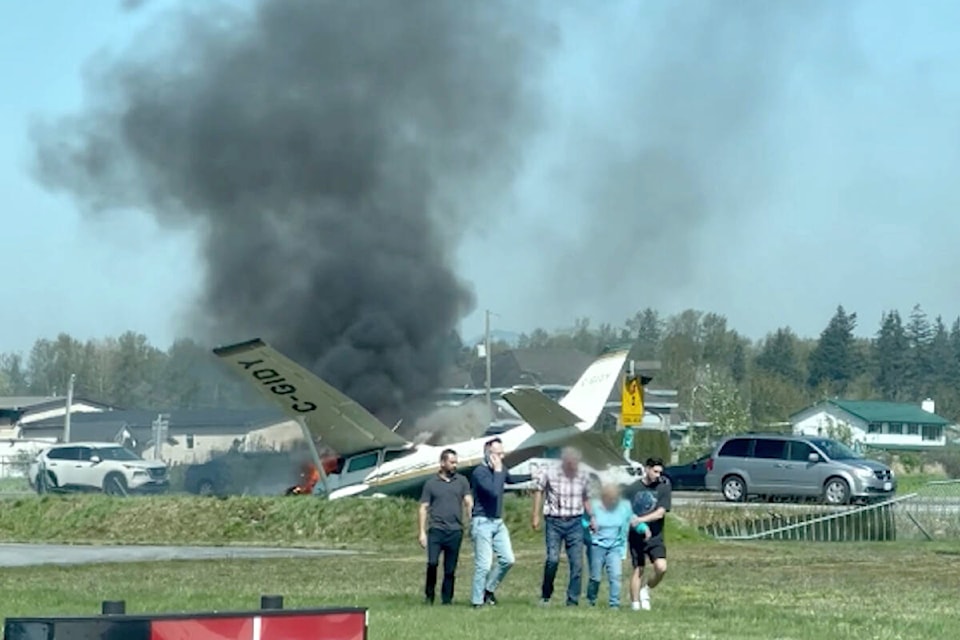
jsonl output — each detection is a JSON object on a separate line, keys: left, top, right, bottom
{"left": 640, "top": 586, "right": 651, "bottom": 610}
{"left": 631, "top": 601, "right": 641, "bottom": 611}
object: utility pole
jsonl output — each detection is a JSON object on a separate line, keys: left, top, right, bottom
{"left": 63, "top": 374, "right": 75, "bottom": 443}
{"left": 152, "top": 413, "right": 170, "bottom": 461}
{"left": 485, "top": 309, "right": 493, "bottom": 419}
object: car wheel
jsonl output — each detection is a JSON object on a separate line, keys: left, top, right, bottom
{"left": 36, "top": 471, "right": 57, "bottom": 494}
{"left": 722, "top": 475, "right": 747, "bottom": 502}
{"left": 103, "top": 473, "right": 128, "bottom": 496}
{"left": 823, "top": 477, "right": 851, "bottom": 505}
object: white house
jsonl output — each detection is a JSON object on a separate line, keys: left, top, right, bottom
{"left": 790, "top": 398, "right": 950, "bottom": 450}
{"left": 0, "top": 396, "right": 113, "bottom": 436}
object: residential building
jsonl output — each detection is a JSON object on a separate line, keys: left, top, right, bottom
{"left": 790, "top": 398, "right": 951, "bottom": 450}
{"left": 0, "top": 396, "right": 114, "bottom": 434}
{"left": 20, "top": 408, "right": 304, "bottom": 465}
{"left": 470, "top": 347, "right": 597, "bottom": 388}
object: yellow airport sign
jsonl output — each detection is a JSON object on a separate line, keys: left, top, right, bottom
{"left": 621, "top": 374, "right": 644, "bottom": 426}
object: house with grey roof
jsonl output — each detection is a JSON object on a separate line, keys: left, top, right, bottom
{"left": 470, "top": 347, "right": 597, "bottom": 388}
{"left": 0, "top": 396, "right": 116, "bottom": 433}
{"left": 790, "top": 398, "right": 952, "bottom": 450}
{"left": 21, "top": 407, "right": 303, "bottom": 466}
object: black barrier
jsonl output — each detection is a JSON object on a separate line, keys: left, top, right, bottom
{"left": 101, "top": 601, "right": 125, "bottom": 615}
{"left": 3, "top": 595, "right": 368, "bottom": 640}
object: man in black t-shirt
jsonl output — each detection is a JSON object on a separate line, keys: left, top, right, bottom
{"left": 627, "top": 457, "right": 672, "bottom": 611}
{"left": 418, "top": 449, "right": 473, "bottom": 605}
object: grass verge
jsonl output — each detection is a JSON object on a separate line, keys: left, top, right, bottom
{"left": 0, "top": 492, "right": 707, "bottom": 549}
{"left": 3, "top": 540, "right": 959, "bottom": 639}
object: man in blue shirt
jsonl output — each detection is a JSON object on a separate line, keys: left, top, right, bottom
{"left": 469, "top": 437, "right": 529, "bottom": 607}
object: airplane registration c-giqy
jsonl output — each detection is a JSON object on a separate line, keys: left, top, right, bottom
{"left": 212, "top": 338, "right": 634, "bottom": 500}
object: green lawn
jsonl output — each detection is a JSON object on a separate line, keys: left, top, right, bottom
{"left": 4, "top": 539, "right": 959, "bottom": 639}
{"left": 1, "top": 493, "right": 957, "bottom": 638}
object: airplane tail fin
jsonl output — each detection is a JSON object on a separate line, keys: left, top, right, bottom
{"left": 558, "top": 348, "right": 630, "bottom": 431}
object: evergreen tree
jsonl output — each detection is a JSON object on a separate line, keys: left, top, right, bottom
{"left": 873, "top": 310, "right": 910, "bottom": 400}
{"left": 626, "top": 308, "right": 663, "bottom": 360}
{"left": 756, "top": 327, "right": 802, "bottom": 385}
{"left": 905, "top": 304, "right": 933, "bottom": 397}
{"left": 807, "top": 305, "right": 859, "bottom": 395}
{"left": 928, "top": 316, "right": 952, "bottom": 388}
{"left": 950, "top": 317, "right": 960, "bottom": 381}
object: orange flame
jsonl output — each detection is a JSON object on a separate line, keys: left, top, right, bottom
{"left": 286, "top": 462, "right": 321, "bottom": 496}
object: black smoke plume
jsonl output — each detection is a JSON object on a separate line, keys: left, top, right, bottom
{"left": 31, "top": 0, "right": 552, "bottom": 423}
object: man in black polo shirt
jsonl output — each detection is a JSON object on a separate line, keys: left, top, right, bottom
{"left": 418, "top": 448, "right": 473, "bottom": 605}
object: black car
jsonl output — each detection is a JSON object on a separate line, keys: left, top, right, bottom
{"left": 663, "top": 454, "right": 710, "bottom": 490}
{"left": 182, "top": 450, "right": 310, "bottom": 497}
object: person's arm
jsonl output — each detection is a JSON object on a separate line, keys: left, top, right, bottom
{"left": 581, "top": 474, "right": 597, "bottom": 531}
{"left": 505, "top": 469, "right": 532, "bottom": 484}
{"left": 659, "top": 479, "right": 673, "bottom": 512}
{"left": 635, "top": 483, "right": 672, "bottom": 525}
{"left": 417, "top": 483, "right": 431, "bottom": 548}
{"left": 461, "top": 478, "right": 473, "bottom": 530}
{"left": 636, "top": 507, "right": 665, "bottom": 524}
{"left": 531, "top": 470, "right": 547, "bottom": 530}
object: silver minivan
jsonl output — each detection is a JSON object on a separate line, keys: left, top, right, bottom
{"left": 704, "top": 433, "right": 896, "bottom": 505}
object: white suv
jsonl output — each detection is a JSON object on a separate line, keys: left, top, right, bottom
{"left": 29, "top": 442, "right": 169, "bottom": 496}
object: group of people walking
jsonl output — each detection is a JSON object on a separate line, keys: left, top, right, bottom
{"left": 417, "top": 437, "right": 671, "bottom": 610}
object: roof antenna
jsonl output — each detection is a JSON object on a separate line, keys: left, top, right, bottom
{"left": 391, "top": 419, "right": 403, "bottom": 433}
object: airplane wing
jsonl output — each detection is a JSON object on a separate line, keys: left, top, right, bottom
{"left": 212, "top": 338, "right": 410, "bottom": 457}
{"left": 499, "top": 387, "right": 583, "bottom": 432}
{"left": 564, "top": 430, "right": 633, "bottom": 471}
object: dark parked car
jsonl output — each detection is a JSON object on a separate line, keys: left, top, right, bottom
{"left": 663, "top": 454, "right": 710, "bottom": 490}
{"left": 182, "top": 450, "right": 310, "bottom": 497}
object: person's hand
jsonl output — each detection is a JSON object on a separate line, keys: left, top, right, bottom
{"left": 644, "top": 528, "right": 652, "bottom": 541}
{"left": 490, "top": 452, "right": 503, "bottom": 472}
{"left": 531, "top": 514, "right": 540, "bottom": 531}
{"left": 418, "top": 531, "right": 427, "bottom": 548}
{"left": 630, "top": 516, "right": 641, "bottom": 528}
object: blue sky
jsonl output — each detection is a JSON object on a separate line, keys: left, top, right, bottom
{"left": 5, "top": 1, "right": 960, "bottom": 356}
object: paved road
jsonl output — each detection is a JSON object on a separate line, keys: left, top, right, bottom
{"left": 0, "top": 543, "right": 356, "bottom": 568}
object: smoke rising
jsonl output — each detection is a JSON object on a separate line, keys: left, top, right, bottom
{"left": 31, "top": 0, "right": 553, "bottom": 423}
{"left": 522, "top": 0, "right": 860, "bottom": 326}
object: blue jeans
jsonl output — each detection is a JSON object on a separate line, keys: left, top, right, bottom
{"left": 586, "top": 543, "right": 624, "bottom": 607}
{"left": 541, "top": 516, "right": 584, "bottom": 604}
{"left": 471, "top": 517, "right": 515, "bottom": 605}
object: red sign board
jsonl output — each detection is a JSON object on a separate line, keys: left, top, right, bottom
{"left": 5, "top": 606, "right": 368, "bottom": 640}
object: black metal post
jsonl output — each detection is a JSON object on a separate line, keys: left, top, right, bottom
{"left": 260, "top": 594, "right": 284, "bottom": 610}
{"left": 101, "top": 600, "right": 125, "bottom": 615}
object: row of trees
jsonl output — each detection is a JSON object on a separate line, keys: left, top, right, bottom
{"left": 0, "top": 332, "right": 256, "bottom": 410}
{"left": 3, "top": 304, "right": 959, "bottom": 431}
{"left": 502, "top": 304, "right": 960, "bottom": 429}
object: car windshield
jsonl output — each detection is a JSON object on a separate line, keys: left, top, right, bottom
{"left": 808, "top": 438, "right": 861, "bottom": 460}
{"left": 95, "top": 446, "right": 141, "bottom": 461}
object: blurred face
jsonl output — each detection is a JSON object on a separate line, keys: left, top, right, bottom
{"left": 600, "top": 485, "right": 619, "bottom": 508}
{"left": 645, "top": 464, "right": 663, "bottom": 483}
{"left": 561, "top": 453, "right": 579, "bottom": 474}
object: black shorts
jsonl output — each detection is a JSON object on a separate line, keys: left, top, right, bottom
{"left": 628, "top": 530, "right": 666, "bottom": 568}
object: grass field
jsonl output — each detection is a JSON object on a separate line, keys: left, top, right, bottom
{"left": 4, "top": 539, "right": 959, "bottom": 639}
{"left": 1, "top": 493, "right": 959, "bottom": 638}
